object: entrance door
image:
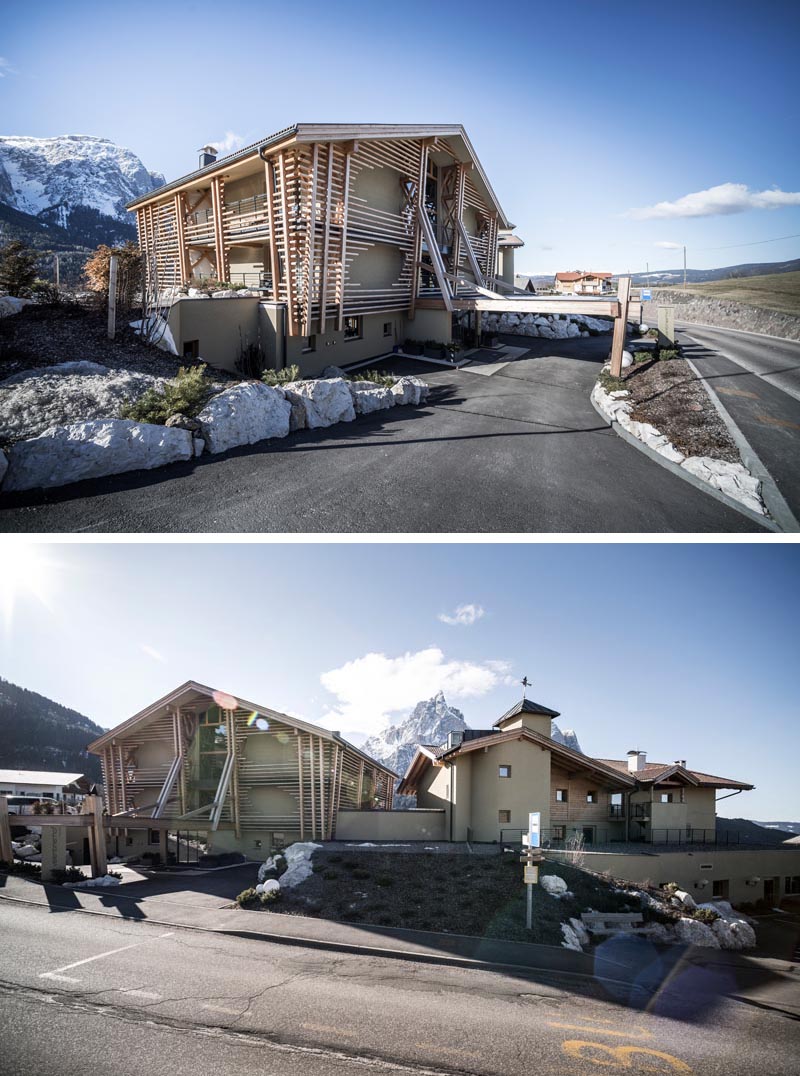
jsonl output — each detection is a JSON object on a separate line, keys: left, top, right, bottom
{"left": 764, "top": 878, "right": 776, "bottom": 905}
{"left": 582, "top": 826, "right": 594, "bottom": 845}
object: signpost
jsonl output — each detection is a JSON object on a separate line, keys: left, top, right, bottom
{"left": 521, "top": 811, "right": 544, "bottom": 930}
{"left": 640, "top": 288, "right": 652, "bottom": 301}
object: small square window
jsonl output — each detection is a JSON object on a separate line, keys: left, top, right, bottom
{"left": 660, "top": 793, "right": 673, "bottom": 803}
{"left": 148, "top": 829, "right": 161, "bottom": 845}
{"left": 302, "top": 335, "right": 316, "bottom": 353}
{"left": 498, "top": 765, "right": 511, "bottom": 779}
{"left": 383, "top": 322, "right": 392, "bottom": 337}
{"left": 498, "top": 810, "right": 511, "bottom": 824}
{"left": 552, "top": 825, "right": 566, "bottom": 840}
{"left": 555, "top": 789, "right": 568, "bottom": 803}
{"left": 343, "top": 316, "right": 362, "bottom": 341}
{"left": 182, "top": 339, "right": 200, "bottom": 359}
{"left": 586, "top": 790, "right": 597, "bottom": 803}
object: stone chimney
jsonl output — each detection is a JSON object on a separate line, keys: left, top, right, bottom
{"left": 674, "top": 759, "right": 687, "bottom": 767}
{"left": 627, "top": 749, "right": 647, "bottom": 773}
{"left": 198, "top": 145, "right": 218, "bottom": 168}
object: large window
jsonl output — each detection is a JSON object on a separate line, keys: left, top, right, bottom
{"left": 786, "top": 876, "right": 800, "bottom": 895}
{"left": 343, "top": 316, "right": 362, "bottom": 341}
{"left": 188, "top": 707, "right": 229, "bottom": 809}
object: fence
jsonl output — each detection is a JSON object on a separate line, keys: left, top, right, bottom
{"left": 498, "top": 826, "right": 788, "bottom": 851}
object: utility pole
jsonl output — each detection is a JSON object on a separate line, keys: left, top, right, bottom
{"left": 683, "top": 245, "right": 687, "bottom": 290}
{"left": 54, "top": 254, "right": 60, "bottom": 289}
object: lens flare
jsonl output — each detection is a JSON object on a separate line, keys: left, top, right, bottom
{"left": 212, "top": 691, "right": 239, "bottom": 711}
{"left": 246, "top": 711, "right": 269, "bottom": 731}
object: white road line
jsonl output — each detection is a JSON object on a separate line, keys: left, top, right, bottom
{"left": 38, "top": 931, "right": 175, "bottom": 979}
{"left": 40, "top": 973, "right": 81, "bottom": 983}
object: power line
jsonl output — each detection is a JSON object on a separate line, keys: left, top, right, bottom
{"left": 694, "top": 233, "right": 800, "bottom": 253}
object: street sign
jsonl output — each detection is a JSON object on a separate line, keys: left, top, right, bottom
{"left": 524, "top": 864, "right": 539, "bottom": 885}
{"left": 641, "top": 288, "right": 652, "bottom": 301}
{"left": 528, "top": 811, "right": 540, "bottom": 849}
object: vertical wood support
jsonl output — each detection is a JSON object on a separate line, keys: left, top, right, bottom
{"left": 278, "top": 152, "right": 297, "bottom": 334}
{"left": 264, "top": 159, "right": 281, "bottom": 301}
{"left": 303, "top": 144, "right": 319, "bottom": 337}
{"left": 609, "top": 276, "right": 632, "bottom": 377}
{"left": 0, "top": 796, "right": 12, "bottom": 863}
{"left": 319, "top": 143, "right": 335, "bottom": 334}
{"left": 118, "top": 744, "right": 126, "bottom": 813}
{"left": 333, "top": 749, "right": 344, "bottom": 839}
{"left": 337, "top": 145, "right": 354, "bottom": 332}
{"left": 174, "top": 193, "right": 190, "bottom": 284}
{"left": 297, "top": 731, "right": 305, "bottom": 840}
{"left": 357, "top": 759, "right": 364, "bottom": 809}
{"left": 451, "top": 163, "right": 467, "bottom": 282}
{"left": 229, "top": 709, "right": 240, "bottom": 839}
{"left": 83, "top": 794, "right": 107, "bottom": 878}
{"left": 409, "top": 139, "right": 430, "bottom": 321}
{"left": 309, "top": 735, "right": 317, "bottom": 839}
{"left": 318, "top": 739, "right": 325, "bottom": 839}
{"left": 40, "top": 826, "right": 67, "bottom": 883}
{"left": 107, "top": 255, "right": 118, "bottom": 340}
{"left": 210, "top": 176, "right": 227, "bottom": 282}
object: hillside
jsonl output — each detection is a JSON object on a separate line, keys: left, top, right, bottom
{"left": 715, "top": 816, "right": 795, "bottom": 846}
{"left": 653, "top": 270, "right": 800, "bottom": 317}
{"left": 0, "top": 677, "right": 104, "bottom": 782}
{"left": 519, "top": 258, "right": 800, "bottom": 292}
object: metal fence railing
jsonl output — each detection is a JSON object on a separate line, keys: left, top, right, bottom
{"left": 497, "top": 826, "right": 790, "bottom": 852}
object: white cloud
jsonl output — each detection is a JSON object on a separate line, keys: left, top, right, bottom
{"left": 654, "top": 241, "right": 683, "bottom": 249}
{"left": 0, "top": 57, "right": 17, "bottom": 78}
{"left": 438, "top": 603, "right": 485, "bottom": 626}
{"left": 319, "top": 646, "right": 512, "bottom": 736}
{"left": 628, "top": 183, "right": 800, "bottom": 220}
{"left": 140, "top": 643, "right": 166, "bottom": 663}
{"left": 210, "top": 131, "right": 246, "bottom": 156}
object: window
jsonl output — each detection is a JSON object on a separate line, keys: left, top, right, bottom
{"left": 582, "top": 827, "right": 594, "bottom": 844}
{"left": 586, "top": 790, "right": 597, "bottom": 803}
{"left": 555, "top": 789, "right": 568, "bottom": 802}
{"left": 343, "top": 316, "right": 362, "bottom": 341}
{"left": 712, "top": 879, "right": 730, "bottom": 899}
{"left": 498, "top": 765, "right": 511, "bottom": 779}
{"left": 498, "top": 810, "right": 511, "bottom": 824}
{"left": 552, "top": 825, "right": 566, "bottom": 840}
{"left": 148, "top": 829, "right": 161, "bottom": 845}
{"left": 786, "top": 876, "right": 800, "bottom": 895}
{"left": 660, "top": 793, "right": 674, "bottom": 803}
{"left": 383, "top": 322, "right": 392, "bottom": 338}
{"left": 182, "top": 339, "right": 200, "bottom": 359}
{"left": 302, "top": 335, "right": 316, "bottom": 353}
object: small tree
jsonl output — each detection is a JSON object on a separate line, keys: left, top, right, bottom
{"left": 83, "top": 241, "right": 142, "bottom": 308}
{"left": 565, "top": 831, "right": 586, "bottom": 869}
{"left": 0, "top": 240, "right": 38, "bottom": 297}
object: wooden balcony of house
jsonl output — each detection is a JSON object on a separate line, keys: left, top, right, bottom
{"left": 608, "top": 803, "right": 625, "bottom": 819}
{"left": 630, "top": 803, "right": 650, "bottom": 821}
{"left": 223, "top": 192, "right": 271, "bottom": 241}
{"left": 184, "top": 206, "right": 215, "bottom": 246}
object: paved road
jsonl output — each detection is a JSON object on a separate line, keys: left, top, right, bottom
{"left": 1, "top": 900, "right": 798, "bottom": 1076}
{"left": 0, "top": 337, "right": 762, "bottom": 533}
{"left": 677, "top": 324, "right": 800, "bottom": 523}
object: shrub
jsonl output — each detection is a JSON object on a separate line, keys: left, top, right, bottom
{"left": 259, "top": 888, "right": 280, "bottom": 904}
{"left": 29, "top": 278, "right": 63, "bottom": 305}
{"left": 349, "top": 369, "right": 395, "bottom": 388}
{"left": 691, "top": 907, "right": 720, "bottom": 924}
{"left": 261, "top": 364, "right": 300, "bottom": 387}
{"left": 236, "top": 329, "right": 265, "bottom": 379}
{"left": 656, "top": 348, "right": 680, "bottom": 361}
{"left": 49, "top": 867, "right": 87, "bottom": 884}
{"left": 107, "top": 869, "right": 123, "bottom": 880}
{"left": 236, "top": 888, "right": 259, "bottom": 906}
{"left": 120, "top": 364, "right": 212, "bottom": 425}
{"left": 83, "top": 242, "right": 142, "bottom": 308}
{"left": 342, "top": 860, "right": 359, "bottom": 870}
{"left": 0, "top": 240, "right": 38, "bottom": 297}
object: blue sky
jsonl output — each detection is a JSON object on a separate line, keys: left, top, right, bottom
{"left": 2, "top": 0, "right": 799, "bottom": 275}
{"left": 1, "top": 542, "right": 798, "bottom": 820}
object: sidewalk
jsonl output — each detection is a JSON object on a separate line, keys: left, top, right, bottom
{"left": 2, "top": 870, "right": 798, "bottom": 1016}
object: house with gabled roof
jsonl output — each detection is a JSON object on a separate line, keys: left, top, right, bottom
{"left": 87, "top": 680, "right": 395, "bottom": 860}
{"left": 554, "top": 271, "right": 613, "bottom": 295}
{"left": 397, "top": 696, "right": 753, "bottom": 846}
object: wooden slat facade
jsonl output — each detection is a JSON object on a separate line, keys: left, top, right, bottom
{"left": 132, "top": 128, "right": 501, "bottom": 336}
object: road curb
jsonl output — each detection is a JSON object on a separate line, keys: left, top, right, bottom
{"left": 589, "top": 394, "right": 775, "bottom": 532}
{"left": 682, "top": 352, "right": 800, "bottom": 533}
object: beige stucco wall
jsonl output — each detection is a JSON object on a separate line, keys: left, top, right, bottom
{"left": 228, "top": 244, "right": 268, "bottom": 284}
{"left": 497, "top": 247, "right": 515, "bottom": 287}
{"left": 210, "top": 827, "right": 298, "bottom": 857}
{"left": 497, "top": 713, "right": 553, "bottom": 736}
{"left": 167, "top": 296, "right": 261, "bottom": 372}
{"left": 285, "top": 312, "right": 400, "bottom": 377}
{"left": 545, "top": 847, "right": 800, "bottom": 908}
{"left": 467, "top": 738, "right": 552, "bottom": 843}
{"left": 335, "top": 808, "right": 446, "bottom": 841}
{"left": 402, "top": 309, "right": 452, "bottom": 345}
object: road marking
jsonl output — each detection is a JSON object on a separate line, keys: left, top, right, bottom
{"left": 548, "top": 1021, "right": 653, "bottom": 1040}
{"left": 756, "top": 413, "right": 800, "bottom": 430}
{"left": 40, "top": 973, "right": 80, "bottom": 984}
{"left": 562, "top": 1041, "right": 692, "bottom": 1071}
{"left": 717, "top": 387, "right": 759, "bottom": 399}
{"left": 203, "top": 1003, "right": 243, "bottom": 1016}
{"left": 38, "top": 931, "right": 175, "bottom": 979}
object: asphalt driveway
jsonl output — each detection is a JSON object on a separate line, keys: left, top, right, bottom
{"left": 0, "top": 335, "right": 764, "bottom": 533}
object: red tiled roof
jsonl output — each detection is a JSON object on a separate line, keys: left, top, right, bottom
{"left": 595, "top": 759, "right": 753, "bottom": 790}
{"left": 555, "top": 271, "right": 612, "bottom": 281}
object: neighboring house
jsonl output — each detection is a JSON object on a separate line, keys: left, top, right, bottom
{"left": 87, "top": 681, "right": 395, "bottom": 859}
{"left": 128, "top": 123, "right": 512, "bottom": 375}
{"left": 554, "top": 271, "right": 613, "bottom": 295}
{"left": 496, "top": 230, "right": 525, "bottom": 289}
{"left": 0, "top": 769, "right": 92, "bottom": 806}
{"left": 396, "top": 697, "right": 753, "bottom": 847}
{"left": 514, "top": 274, "right": 536, "bottom": 293}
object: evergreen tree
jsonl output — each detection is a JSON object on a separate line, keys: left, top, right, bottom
{"left": 0, "top": 240, "right": 38, "bottom": 297}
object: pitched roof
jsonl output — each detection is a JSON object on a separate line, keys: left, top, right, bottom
{"left": 0, "top": 769, "right": 87, "bottom": 787}
{"left": 126, "top": 123, "right": 510, "bottom": 226}
{"left": 595, "top": 759, "right": 754, "bottom": 790}
{"left": 493, "top": 698, "right": 561, "bottom": 727}
{"left": 87, "top": 680, "right": 397, "bottom": 777}
{"left": 555, "top": 271, "right": 612, "bottom": 282}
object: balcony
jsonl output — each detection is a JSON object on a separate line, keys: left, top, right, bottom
{"left": 608, "top": 804, "right": 624, "bottom": 819}
{"left": 224, "top": 193, "right": 270, "bottom": 241}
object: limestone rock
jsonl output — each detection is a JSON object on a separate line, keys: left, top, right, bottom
{"left": 680, "top": 456, "right": 764, "bottom": 514}
{"left": 3, "top": 419, "right": 193, "bottom": 491}
{"left": 541, "top": 874, "right": 568, "bottom": 897}
{"left": 0, "top": 296, "right": 33, "bottom": 318}
{"left": 569, "top": 917, "right": 591, "bottom": 946}
{"left": 391, "top": 376, "right": 429, "bottom": 406}
{"left": 710, "top": 917, "right": 756, "bottom": 950}
{"left": 671, "top": 889, "right": 696, "bottom": 910}
{"left": 282, "top": 378, "right": 356, "bottom": 428}
{"left": 322, "top": 365, "right": 350, "bottom": 380}
{"left": 674, "top": 917, "right": 720, "bottom": 948}
{"left": 165, "top": 413, "right": 201, "bottom": 432}
{"left": 197, "top": 382, "right": 291, "bottom": 453}
{"left": 350, "top": 381, "right": 396, "bottom": 414}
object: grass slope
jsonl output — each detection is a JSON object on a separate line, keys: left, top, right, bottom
{"left": 654, "top": 271, "right": 800, "bottom": 317}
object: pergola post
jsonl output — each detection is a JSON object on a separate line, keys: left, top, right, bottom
{"left": 609, "top": 275, "right": 632, "bottom": 378}
{"left": 40, "top": 826, "right": 67, "bottom": 883}
{"left": 0, "top": 796, "right": 12, "bottom": 863}
{"left": 82, "top": 794, "right": 107, "bottom": 878}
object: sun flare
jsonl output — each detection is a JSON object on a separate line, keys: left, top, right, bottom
{"left": 0, "top": 544, "right": 56, "bottom": 629}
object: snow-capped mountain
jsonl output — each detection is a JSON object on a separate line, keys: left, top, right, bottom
{"left": 362, "top": 691, "right": 468, "bottom": 780}
{"left": 552, "top": 724, "right": 582, "bottom": 753}
{"left": 0, "top": 134, "right": 164, "bottom": 232}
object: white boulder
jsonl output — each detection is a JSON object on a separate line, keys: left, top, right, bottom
{"left": 278, "top": 842, "right": 322, "bottom": 888}
{"left": 680, "top": 456, "right": 764, "bottom": 515}
{"left": 3, "top": 420, "right": 194, "bottom": 491}
{"left": 0, "top": 296, "right": 33, "bottom": 318}
{"left": 674, "top": 917, "right": 720, "bottom": 948}
{"left": 282, "top": 378, "right": 355, "bottom": 428}
{"left": 568, "top": 917, "right": 591, "bottom": 946}
{"left": 561, "top": 923, "right": 584, "bottom": 951}
{"left": 197, "top": 382, "right": 291, "bottom": 453}
{"left": 621, "top": 351, "right": 634, "bottom": 369}
{"left": 129, "top": 316, "right": 178, "bottom": 355}
{"left": 391, "top": 376, "right": 429, "bottom": 406}
{"left": 670, "top": 889, "right": 697, "bottom": 911}
{"left": 255, "top": 878, "right": 281, "bottom": 896}
{"left": 541, "top": 873, "right": 569, "bottom": 897}
{"left": 349, "top": 381, "right": 396, "bottom": 415}
{"left": 711, "top": 917, "right": 756, "bottom": 950}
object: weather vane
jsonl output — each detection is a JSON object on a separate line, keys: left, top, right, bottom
{"left": 521, "top": 676, "right": 530, "bottom": 699}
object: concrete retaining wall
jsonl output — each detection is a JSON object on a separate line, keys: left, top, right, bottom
{"left": 643, "top": 291, "right": 800, "bottom": 342}
{"left": 335, "top": 808, "right": 446, "bottom": 842}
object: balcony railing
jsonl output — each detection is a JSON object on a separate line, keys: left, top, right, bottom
{"left": 608, "top": 804, "right": 624, "bottom": 819}
{"left": 498, "top": 826, "right": 788, "bottom": 851}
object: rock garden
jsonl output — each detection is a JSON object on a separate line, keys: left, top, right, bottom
{"left": 592, "top": 335, "right": 765, "bottom": 516}
{"left": 233, "top": 843, "right": 758, "bottom": 953}
{"left": 0, "top": 300, "right": 429, "bottom": 493}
